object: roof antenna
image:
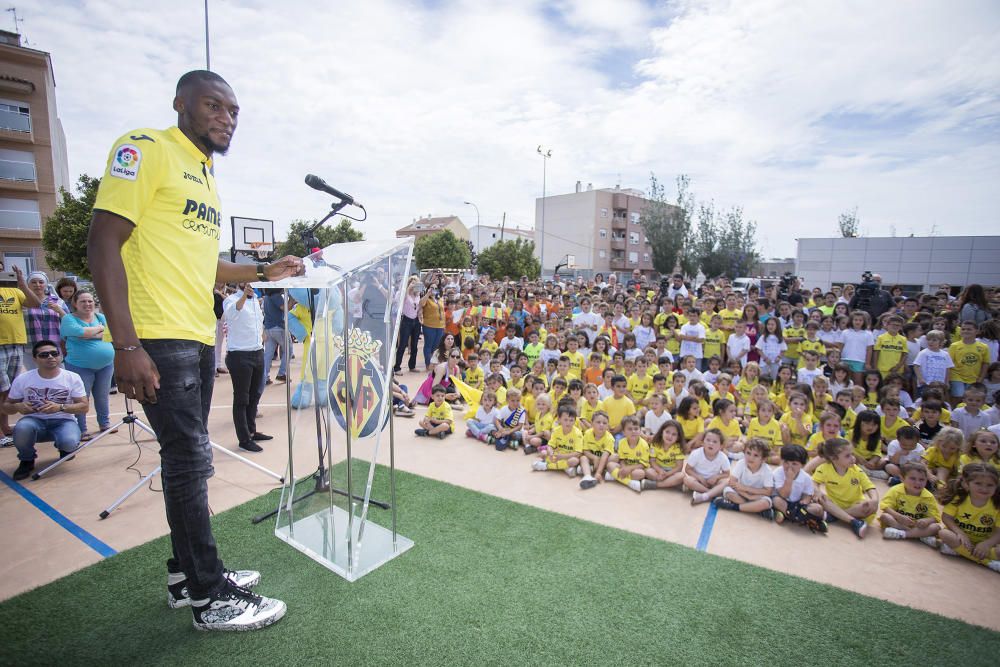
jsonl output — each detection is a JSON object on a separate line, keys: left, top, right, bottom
{"left": 6, "top": 7, "right": 25, "bottom": 43}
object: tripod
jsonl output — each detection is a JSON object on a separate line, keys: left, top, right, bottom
{"left": 87, "top": 397, "right": 284, "bottom": 520}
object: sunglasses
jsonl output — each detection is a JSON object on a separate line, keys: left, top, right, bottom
{"left": 35, "top": 350, "right": 60, "bottom": 359}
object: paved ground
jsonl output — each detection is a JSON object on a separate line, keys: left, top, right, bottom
{"left": 1, "top": 357, "right": 998, "bottom": 631}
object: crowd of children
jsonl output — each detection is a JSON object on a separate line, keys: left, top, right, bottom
{"left": 407, "top": 276, "right": 1000, "bottom": 572}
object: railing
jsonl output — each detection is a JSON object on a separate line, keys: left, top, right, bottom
{"left": 0, "top": 159, "right": 36, "bottom": 182}
{"left": 0, "top": 209, "right": 41, "bottom": 229}
{"left": 0, "top": 109, "right": 31, "bottom": 133}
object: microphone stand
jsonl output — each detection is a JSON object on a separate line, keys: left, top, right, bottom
{"left": 253, "top": 198, "right": 388, "bottom": 524}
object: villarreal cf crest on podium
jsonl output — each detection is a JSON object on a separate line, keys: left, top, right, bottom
{"left": 254, "top": 237, "right": 414, "bottom": 581}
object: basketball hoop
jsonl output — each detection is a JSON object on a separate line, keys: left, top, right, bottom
{"left": 249, "top": 241, "right": 273, "bottom": 260}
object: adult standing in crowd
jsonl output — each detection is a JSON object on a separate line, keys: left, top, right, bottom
{"left": 957, "top": 284, "right": 991, "bottom": 326}
{"left": 0, "top": 265, "right": 41, "bottom": 446}
{"left": 54, "top": 277, "right": 77, "bottom": 312}
{"left": 420, "top": 272, "right": 446, "bottom": 371}
{"left": 22, "top": 271, "right": 65, "bottom": 371}
{"left": 666, "top": 273, "right": 689, "bottom": 301}
{"left": 60, "top": 290, "right": 115, "bottom": 439}
{"left": 394, "top": 276, "right": 421, "bottom": 374}
{"left": 849, "top": 273, "right": 894, "bottom": 321}
{"left": 223, "top": 283, "right": 270, "bottom": 452}
{"left": 212, "top": 283, "right": 229, "bottom": 376}
{"left": 260, "top": 288, "right": 287, "bottom": 385}
{"left": 573, "top": 297, "right": 602, "bottom": 346}
{"left": 88, "top": 69, "right": 301, "bottom": 631}
{"left": 4, "top": 340, "right": 88, "bottom": 480}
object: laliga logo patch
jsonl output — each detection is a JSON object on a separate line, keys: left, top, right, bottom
{"left": 328, "top": 329, "right": 388, "bottom": 438}
{"left": 110, "top": 144, "right": 141, "bottom": 180}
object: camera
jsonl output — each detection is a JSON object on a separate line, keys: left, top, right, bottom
{"left": 777, "top": 272, "right": 797, "bottom": 300}
{"left": 861, "top": 270, "right": 873, "bottom": 283}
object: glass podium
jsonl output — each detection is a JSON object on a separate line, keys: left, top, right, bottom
{"left": 255, "top": 237, "right": 414, "bottom": 581}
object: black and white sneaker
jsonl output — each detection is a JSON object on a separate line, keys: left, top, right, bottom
{"left": 191, "top": 580, "right": 286, "bottom": 632}
{"left": 168, "top": 568, "right": 261, "bottom": 608}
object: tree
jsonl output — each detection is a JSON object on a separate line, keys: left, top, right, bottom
{"left": 413, "top": 229, "right": 470, "bottom": 271}
{"left": 690, "top": 204, "right": 762, "bottom": 279}
{"left": 640, "top": 173, "right": 692, "bottom": 276}
{"left": 42, "top": 174, "right": 100, "bottom": 278}
{"left": 475, "top": 238, "right": 540, "bottom": 280}
{"left": 838, "top": 207, "right": 860, "bottom": 238}
{"left": 275, "top": 217, "right": 364, "bottom": 257}
{"left": 465, "top": 239, "right": 477, "bottom": 269}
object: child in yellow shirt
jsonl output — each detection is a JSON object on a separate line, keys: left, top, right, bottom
{"left": 532, "top": 404, "right": 583, "bottom": 476}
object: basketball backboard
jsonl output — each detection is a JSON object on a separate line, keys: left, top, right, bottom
{"left": 231, "top": 216, "right": 274, "bottom": 254}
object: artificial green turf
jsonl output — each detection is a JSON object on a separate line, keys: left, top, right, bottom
{"left": 3, "top": 467, "right": 998, "bottom": 666}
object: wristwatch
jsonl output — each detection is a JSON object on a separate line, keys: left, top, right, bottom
{"left": 256, "top": 263, "right": 268, "bottom": 282}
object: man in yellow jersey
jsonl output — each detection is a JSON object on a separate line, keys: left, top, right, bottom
{"left": 88, "top": 71, "right": 303, "bottom": 632}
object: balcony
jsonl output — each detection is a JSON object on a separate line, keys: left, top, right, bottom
{"left": 611, "top": 215, "right": 627, "bottom": 229}
{"left": 610, "top": 238, "right": 625, "bottom": 250}
{"left": 0, "top": 159, "right": 36, "bottom": 183}
{"left": 609, "top": 255, "right": 626, "bottom": 269}
{"left": 0, "top": 209, "right": 41, "bottom": 231}
{"left": 0, "top": 109, "right": 31, "bottom": 133}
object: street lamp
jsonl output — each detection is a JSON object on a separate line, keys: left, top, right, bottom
{"left": 463, "top": 200, "right": 480, "bottom": 257}
{"left": 537, "top": 145, "right": 552, "bottom": 277}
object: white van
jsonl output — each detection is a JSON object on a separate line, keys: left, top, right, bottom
{"left": 732, "top": 277, "right": 760, "bottom": 294}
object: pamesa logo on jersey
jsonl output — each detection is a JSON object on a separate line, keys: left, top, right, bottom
{"left": 328, "top": 329, "right": 388, "bottom": 438}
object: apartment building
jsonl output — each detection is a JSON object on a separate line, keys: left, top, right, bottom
{"left": 395, "top": 215, "right": 468, "bottom": 241}
{"left": 0, "top": 30, "right": 70, "bottom": 274}
{"left": 534, "top": 184, "right": 679, "bottom": 278}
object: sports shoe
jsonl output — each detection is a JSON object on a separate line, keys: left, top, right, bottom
{"left": 531, "top": 460, "right": 547, "bottom": 472}
{"left": 414, "top": 428, "right": 429, "bottom": 437}
{"left": 887, "top": 476, "right": 902, "bottom": 487}
{"left": 12, "top": 460, "right": 33, "bottom": 480}
{"left": 579, "top": 476, "right": 597, "bottom": 490}
{"left": 191, "top": 580, "right": 286, "bottom": 632}
{"left": 437, "top": 431, "right": 448, "bottom": 440}
{"left": 168, "top": 569, "right": 261, "bottom": 608}
{"left": 804, "top": 516, "right": 828, "bottom": 534}
{"left": 239, "top": 441, "right": 263, "bottom": 453}
{"left": 712, "top": 497, "right": 738, "bottom": 511}
{"left": 987, "top": 560, "right": 1000, "bottom": 573}
{"left": 642, "top": 479, "right": 658, "bottom": 490}
{"left": 523, "top": 445, "right": 537, "bottom": 455}
{"left": 882, "top": 527, "right": 907, "bottom": 540}
{"left": 919, "top": 536, "right": 939, "bottom": 548}
{"left": 940, "top": 543, "right": 959, "bottom": 556}
{"left": 0, "top": 435, "right": 14, "bottom": 448}
{"left": 760, "top": 509, "right": 775, "bottom": 521}
{"left": 866, "top": 469, "right": 889, "bottom": 480}
{"left": 465, "top": 429, "right": 474, "bottom": 438}
{"left": 275, "top": 375, "right": 287, "bottom": 383}
{"left": 604, "top": 471, "right": 614, "bottom": 482}
{"left": 691, "top": 491, "right": 707, "bottom": 505}
{"left": 628, "top": 480, "right": 642, "bottom": 493}
{"left": 850, "top": 518, "right": 867, "bottom": 539}
{"left": 564, "top": 466, "right": 576, "bottom": 478}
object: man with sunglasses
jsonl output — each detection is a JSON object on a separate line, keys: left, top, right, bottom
{"left": 3, "top": 340, "right": 88, "bottom": 480}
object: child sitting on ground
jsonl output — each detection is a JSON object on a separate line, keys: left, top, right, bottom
{"left": 746, "top": 399, "right": 783, "bottom": 464}
{"left": 772, "top": 444, "right": 827, "bottom": 533}
{"left": 706, "top": 398, "right": 745, "bottom": 458}
{"left": 851, "top": 409, "right": 886, "bottom": 478}
{"left": 642, "top": 393, "right": 671, "bottom": 440}
{"left": 884, "top": 425, "right": 925, "bottom": 485}
{"left": 684, "top": 428, "right": 731, "bottom": 505}
{"left": 465, "top": 390, "right": 499, "bottom": 443}
{"left": 416, "top": 385, "right": 453, "bottom": 439}
{"left": 491, "top": 388, "right": 526, "bottom": 451}
{"left": 805, "top": 411, "right": 843, "bottom": 473}
{"left": 643, "top": 420, "right": 687, "bottom": 491}
{"left": 811, "top": 438, "right": 879, "bottom": 539}
{"left": 922, "top": 426, "right": 964, "bottom": 488}
{"left": 713, "top": 438, "right": 776, "bottom": 519}
{"left": 960, "top": 430, "right": 1000, "bottom": 470}
{"left": 606, "top": 416, "right": 649, "bottom": 493}
{"left": 525, "top": 394, "right": 554, "bottom": 455}
{"left": 531, "top": 404, "right": 583, "bottom": 477}
{"left": 879, "top": 461, "right": 941, "bottom": 545}
{"left": 579, "top": 411, "right": 614, "bottom": 490}
{"left": 937, "top": 463, "right": 1000, "bottom": 572}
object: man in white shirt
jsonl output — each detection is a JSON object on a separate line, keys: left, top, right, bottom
{"left": 3, "top": 340, "right": 88, "bottom": 480}
{"left": 223, "top": 284, "right": 271, "bottom": 452}
{"left": 666, "top": 273, "right": 689, "bottom": 301}
{"left": 572, "top": 297, "right": 603, "bottom": 346}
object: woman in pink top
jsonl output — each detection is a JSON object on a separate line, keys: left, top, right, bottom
{"left": 393, "top": 277, "right": 422, "bottom": 374}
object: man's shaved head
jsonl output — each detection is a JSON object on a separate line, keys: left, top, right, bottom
{"left": 176, "top": 70, "right": 229, "bottom": 96}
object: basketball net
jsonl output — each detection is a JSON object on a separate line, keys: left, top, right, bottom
{"left": 249, "top": 241, "right": 273, "bottom": 261}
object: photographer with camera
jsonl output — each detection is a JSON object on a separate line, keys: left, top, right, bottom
{"left": 849, "top": 271, "right": 894, "bottom": 322}
{"left": 420, "top": 271, "right": 446, "bottom": 371}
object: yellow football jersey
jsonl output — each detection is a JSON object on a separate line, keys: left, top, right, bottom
{"left": 874, "top": 332, "right": 907, "bottom": 375}
{"left": 534, "top": 411, "right": 555, "bottom": 436}
{"left": 779, "top": 412, "right": 814, "bottom": 447}
{"left": 943, "top": 496, "right": 999, "bottom": 544}
{"left": 812, "top": 462, "right": 875, "bottom": 509}
{"left": 880, "top": 484, "right": 941, "bottom": 521}
{"left": 677, "top": 415, "right": 704, "bottom": 441}
{"left": 582, "top": 429, "right": 615, "bottom": 455}
{"left": 600, "top": 395, "right": 636, "bottom": 430}
{"left": 706, "top": 416, "right": 742, "bottom": 441}
{"left": 922, "top": 446, "right": 959, "bottom": 474}
{"left": 747, "top": 417, "right": 782, "bottom": 449}
{"left": 627, "top": 374, "right": 653, "bottom": 402}
{"left": 426, "top": 401, "right": 454, "bottom": 422}
{"left": 880, "top": 416, "right": 906, "bottom": 443}
{"left": 548, "top": 425, "right": 584, "bottom": 453}
{"left": 650, "top": 443, "right": 685, "bottom": 469}
{"left": 617, "top": 437, "right": 650, "bottom": 466}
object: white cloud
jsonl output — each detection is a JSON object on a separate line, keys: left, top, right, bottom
{"left": 21, "top": 0, "right": 1000, "bottom": 259}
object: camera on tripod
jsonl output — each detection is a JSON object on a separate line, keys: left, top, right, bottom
{"left": 777, "top": 272, "right": 796, "bottom": 300}
{"left": 854, "top": 270, "right": 879, "bottom": 311}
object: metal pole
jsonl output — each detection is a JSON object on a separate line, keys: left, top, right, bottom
{"left": 464, "top": 201, "right": 479, "bottom": 258}
{"left": 386, "top": 256, "right": 398, "bottom": 548}
{"left": 282, "top": 288, "right": 294, "bottom": 513}
{"left": 204, "top": 0, "right": 211, "bottom": 70}
{"left": 342, "top": 278, "right": 354, "bottom": 572}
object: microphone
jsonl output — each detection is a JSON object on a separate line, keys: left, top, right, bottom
{"left": 304, "top": 174, "right": 364, "bottom": 208}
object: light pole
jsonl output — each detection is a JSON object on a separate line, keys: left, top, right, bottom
{"left": 463, "top": 200, "right": 480, "bottom": 257}
{"left": 537, "top": 145, "right": 552, "bottom": 278}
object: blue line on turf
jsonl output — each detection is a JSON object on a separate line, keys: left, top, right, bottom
{"left": 695, "top": 502, "right": 718, "bottom": 552}
{"left": 0, "top": 470, "right": 117, "bottom": 558}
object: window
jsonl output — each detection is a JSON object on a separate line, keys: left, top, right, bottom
{"left": 3, "top": 251, "right": 34, "bottom": 275}
{"left": 599, "top": 228, "right": 607, "bottom": 238}
{"left": 0, "top": 102, "right": 30, "bottom": 133}
{"left": 628, "top": 251, "right": 638, "bottom": 264}
{"left": 629, "top": 232, "right": 640, "bottom": 245}
{"left": 0, "top": 197, "right": 40, "bottom": 230}
{"left": 644, "top": 253, "right": 650, "bottom": 262}
{"left": 0, "top": 148, "right": 35, "bottom": 182}
{"left": 630, "top": 212, "right": 640, "bottom": 224}
{"left": 598, "top": 249, "right": 606, "bottom": 258}
{"left": 600, "top": 208, "right": 608, "bottom": 218}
